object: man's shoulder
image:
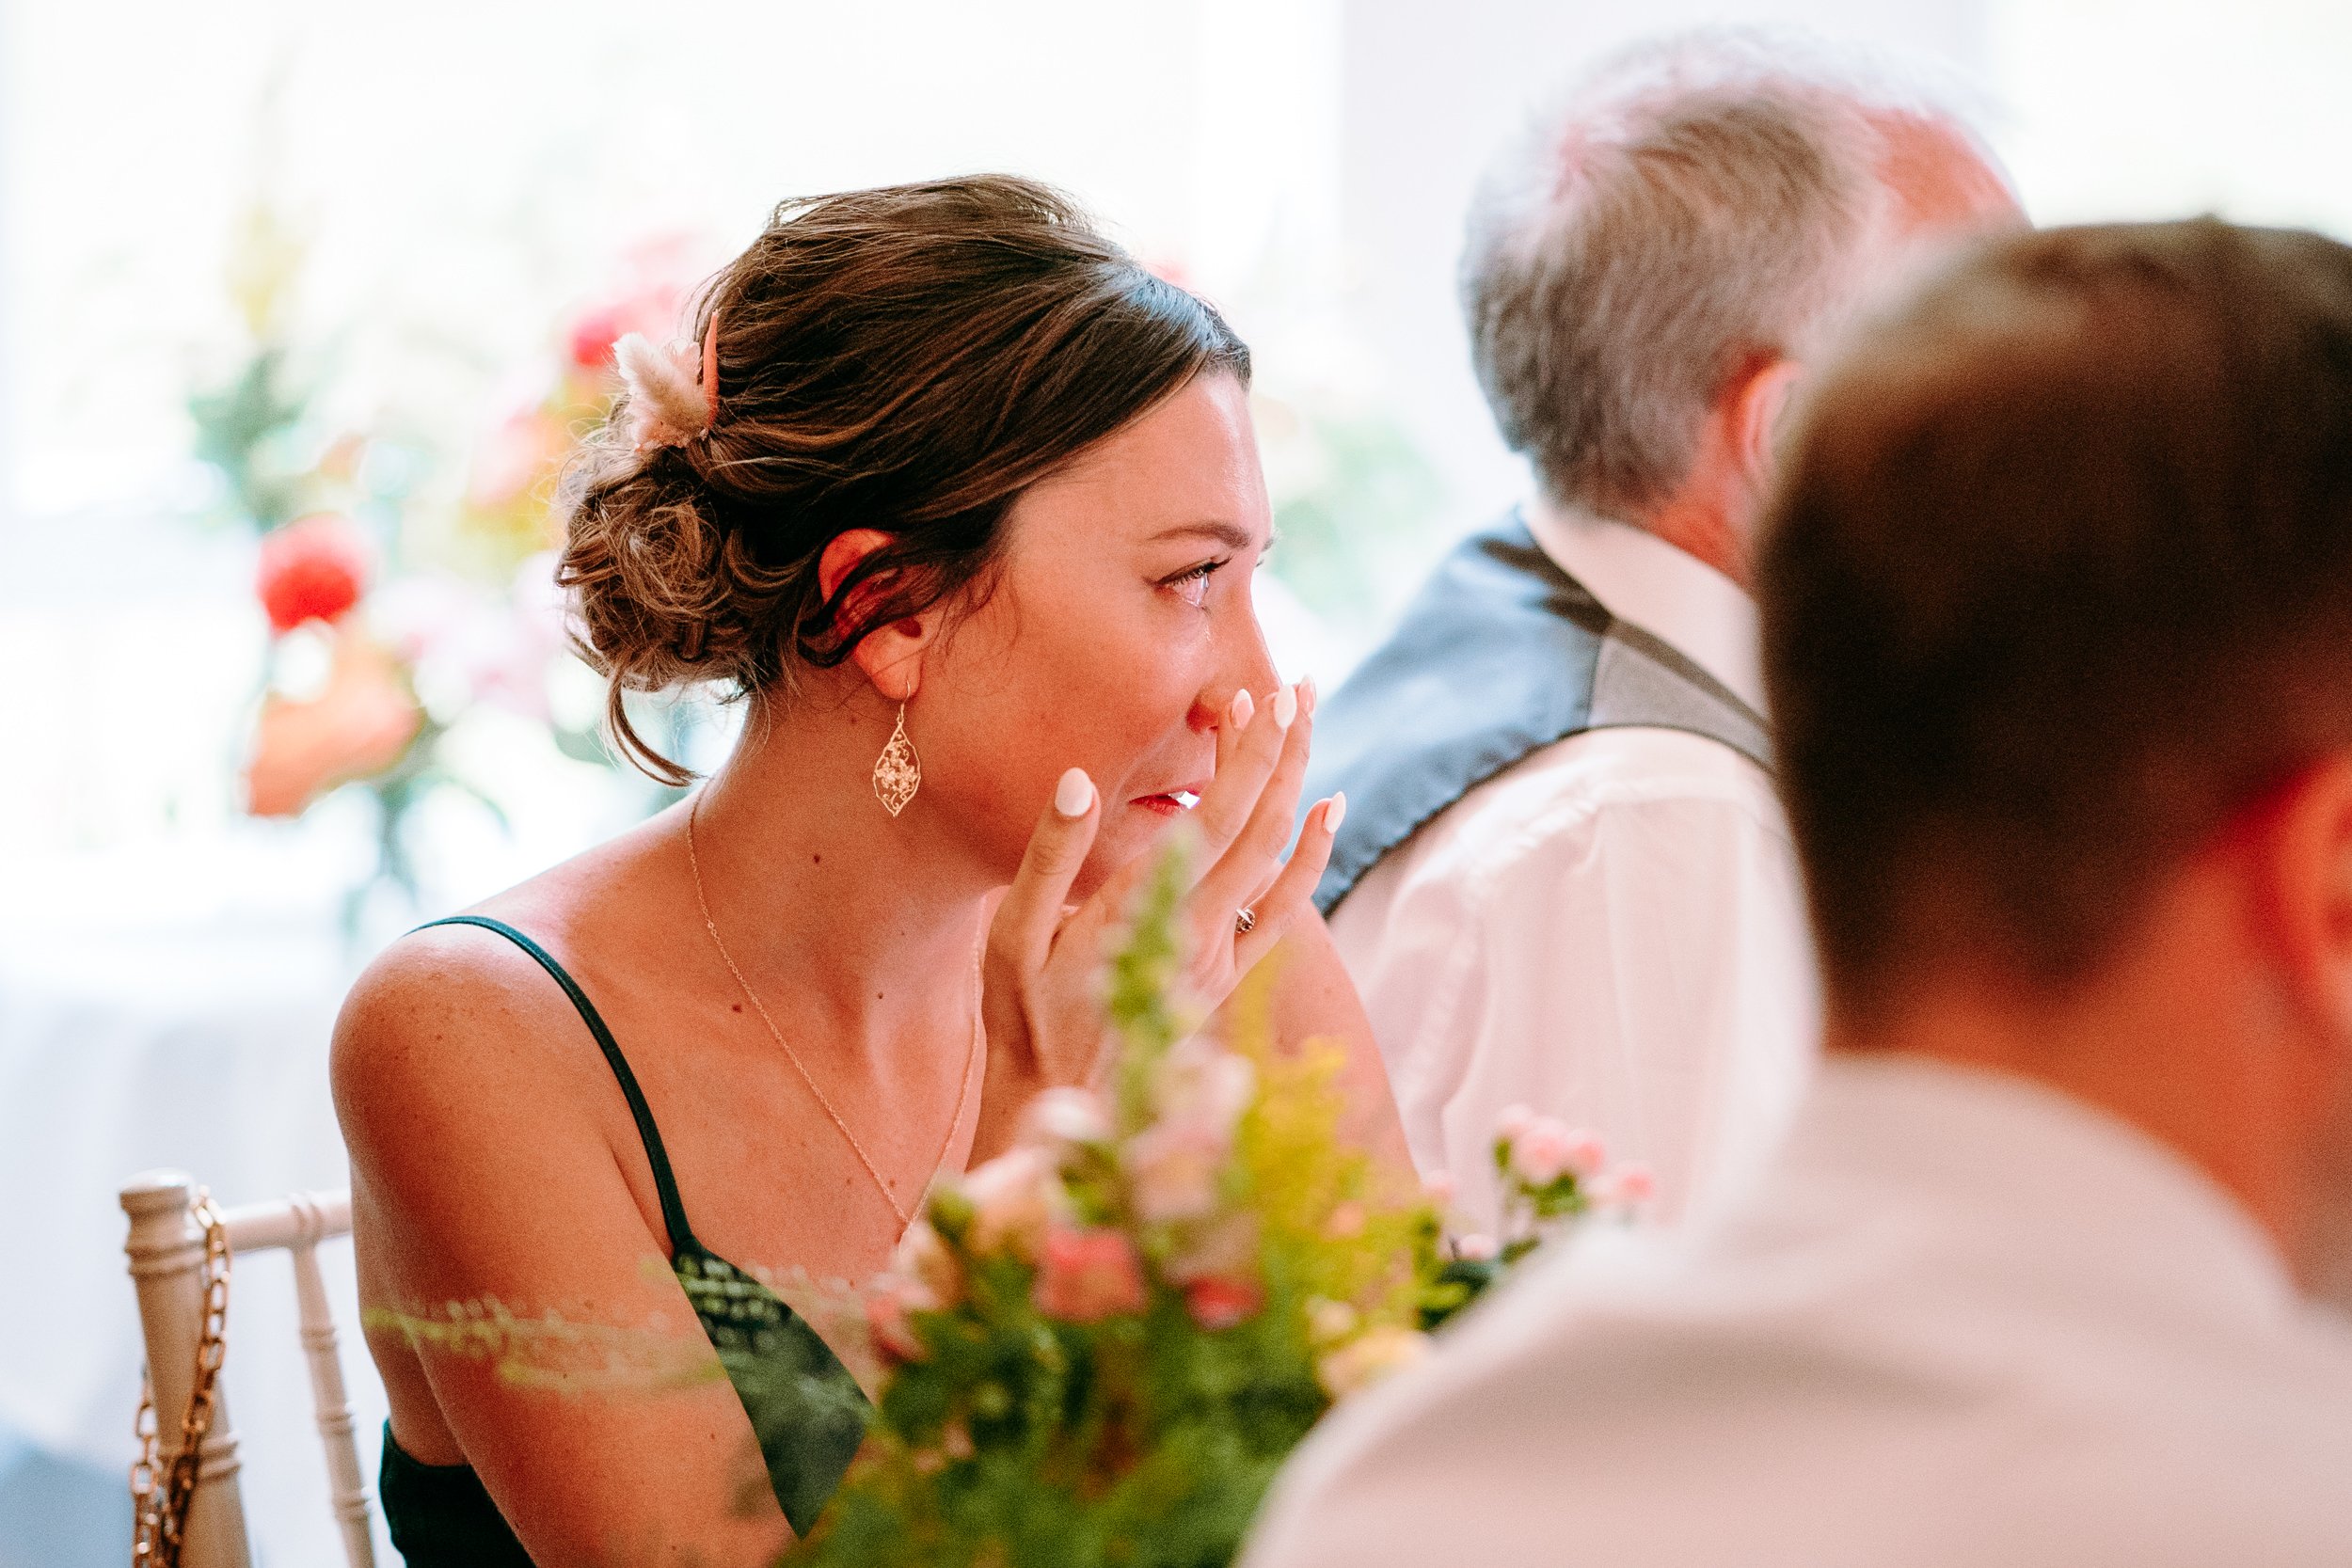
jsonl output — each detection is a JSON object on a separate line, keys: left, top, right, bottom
{"left": 1245, "top": 1227, "right": 2352, "bottom": 1568}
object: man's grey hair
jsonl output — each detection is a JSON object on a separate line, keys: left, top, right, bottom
{"left": 1462, "top": 30, "right": 2002, "bottom": 516}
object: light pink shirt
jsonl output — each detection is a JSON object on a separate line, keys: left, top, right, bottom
{"left": 1328, "top": 500, "right": 1817, "bottom": 1231}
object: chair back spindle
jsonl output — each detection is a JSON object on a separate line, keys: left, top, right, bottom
{"left": 121, "top": 1171, "right": 376, "bottom": 1568}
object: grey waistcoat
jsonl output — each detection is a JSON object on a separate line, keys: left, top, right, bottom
{"left": 1303, "top": 513, "right": 1772, "bottom": 914}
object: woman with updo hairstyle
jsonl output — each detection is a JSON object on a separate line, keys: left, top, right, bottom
{"left": 334, "top": 175, "right": 1406, "bottom": 1564}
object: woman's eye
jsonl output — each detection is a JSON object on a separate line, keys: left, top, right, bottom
{"left": 1165, "top": 560, "right": 1226, "bottom": 608}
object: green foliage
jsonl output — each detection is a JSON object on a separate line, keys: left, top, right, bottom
{"left": 189, "top": 345, "right": 311, "bottom": 532}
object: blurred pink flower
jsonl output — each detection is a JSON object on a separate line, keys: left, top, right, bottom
{"left": 1612, "top": 1164, "right": 1658, "bottom": 1210}
{"left": 961, "top": 1148, "right": 1062, "bottom": 1260}
{"left": 1151, "top": 1040, "right": 1254, "bottom": 1134}
{"left": 866, "top": 1282, "right": 929, "bottom": 1365}
{"left": 1020, "top": 1085, "right": 1112, "bottom": 1151}
{"left": 1454, "top": 1232, "right": 1499, "bottom": 1263}
{"left": 1124, "top": 1118, "right": 1229, "bottom": 1225}
{"left": 889, "top": 1218, "right": 961, "bottom": 1310}
{"left": 1509, "top": 1117, "right": 1581, "bottom": 1185}
{"left": 1184, "top": 1275, "right": 1264, "bottom": 1332}
{"left": 1032, "top": 1227, "right": 1147, "bottom": 1323}
{"left": 1495, "top": 1103, "right": 1538, "bottom": 1144}
{"left": 1324, "top": 1201, "right": 1367, "bottom": 1241}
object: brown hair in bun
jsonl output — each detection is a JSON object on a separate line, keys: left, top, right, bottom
{"left": 557, "top": 174, "right": 1251, "bottom": 784}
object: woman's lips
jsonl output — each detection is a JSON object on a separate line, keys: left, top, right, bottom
{"left": 1131, "top": 788, "right": 1202, "bottom": 817}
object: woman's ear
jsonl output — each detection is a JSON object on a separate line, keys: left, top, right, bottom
{"left": 818, "top": 529, "right": 938, "bottom": 703}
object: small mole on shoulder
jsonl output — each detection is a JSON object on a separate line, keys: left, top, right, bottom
{"left": 731, "top": 1003, "right": 743, "bottom": 1014}
{"left": 812, "top": 852, "right": 822, "bottom": 865}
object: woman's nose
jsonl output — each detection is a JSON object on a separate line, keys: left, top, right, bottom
{"left": 1194, "top": 606, "right": 1283, "bottom": 733}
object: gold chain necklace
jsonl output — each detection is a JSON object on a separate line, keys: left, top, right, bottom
{"left": 686, "top": 792, "right": 980, "bottom": 1231}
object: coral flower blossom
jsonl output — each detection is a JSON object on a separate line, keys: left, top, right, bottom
{"left": 1032, "top": 1227, "right": 1147, "bottom": 1323}
{"left": 1184, "top": 1275, "right": 1263, "bottom": 1332}
{"left": 243, "top": 630, "right": 422, "bottom": 817}
{"left": 257, "top": 514, "right": 372, "bottom": 634}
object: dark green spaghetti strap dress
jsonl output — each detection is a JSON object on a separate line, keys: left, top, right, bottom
{"left": 376, "top": 916, "right": 871, "bottom": 1565}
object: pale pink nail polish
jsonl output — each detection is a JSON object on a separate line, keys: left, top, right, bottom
{"left": 1325, "top": 792, "right": 1348, "bottom": 833}
{"left": 1230, "top": 689, "right": 1256, "bottom": 729}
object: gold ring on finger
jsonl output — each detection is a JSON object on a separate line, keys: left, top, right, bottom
{"left": 1234, "top": 907, "right": 1257, "bottom": 935}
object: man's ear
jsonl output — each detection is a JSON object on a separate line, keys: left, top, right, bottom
{"left": 1731, "top": 356, "right": 1807, "bottom": 483}
{"left": 2249, "top": 754, "right": 2352, "bottom": 1044}
{"left": 818, "top": 529, "right": 937, "bottom": 703}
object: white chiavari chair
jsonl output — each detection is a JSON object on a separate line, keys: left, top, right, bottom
{"left": 120, "top": 1169, "right": 375, "bottom": 1568}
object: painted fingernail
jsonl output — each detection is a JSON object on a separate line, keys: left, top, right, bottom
{"left": 1325, "top": 792, "right": 1347, "bottom": 833}
{"left": 1229, "top": 689, "right": 1256, "bottom": 730}
{"left": 1055, "top": 767, "right": 1094, "bottom": 818}
{"left": 1301, "top": 675, "right": 1318, "bottom": 717}
{"left": 1273, "top": 683, "right": 1298, "bottom": 729}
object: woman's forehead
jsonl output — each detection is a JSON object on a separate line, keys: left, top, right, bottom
{"left": 1016, "top": 376, "right": 1267, "bottom": 536}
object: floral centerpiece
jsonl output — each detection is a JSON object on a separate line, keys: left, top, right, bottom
{"left": 787, "top": 845, "right": 1646, "bottom": 1567}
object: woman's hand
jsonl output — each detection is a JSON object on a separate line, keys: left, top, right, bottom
{"left": 974, "top": 678, "right": 1345, "bottom": 1158}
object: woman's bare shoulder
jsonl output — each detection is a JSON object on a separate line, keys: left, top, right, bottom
{"left": 330, "top": 916, "right": 589, "bottom": 1161}
{"left": 331, "top": 807, "right": 684, "bottom": 1130}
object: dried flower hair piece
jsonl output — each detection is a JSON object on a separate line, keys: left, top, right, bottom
{"left": 614, "top": 320, "right": 721, "bottom": 451}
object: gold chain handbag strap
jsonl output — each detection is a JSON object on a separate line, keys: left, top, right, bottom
{"left": 131, "top": 1192, "right": 231, "bottom": 1568}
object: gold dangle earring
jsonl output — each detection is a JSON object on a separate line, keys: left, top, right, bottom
{"left": 872, "top": 700, "right": 921, "bottom": 817}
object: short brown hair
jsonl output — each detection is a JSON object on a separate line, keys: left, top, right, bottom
{"left": 559, "top": 175, "right": 1249, "bottom": 783}
{"left": 1759, "top": 219, "right": 2352, "bottom": 1008}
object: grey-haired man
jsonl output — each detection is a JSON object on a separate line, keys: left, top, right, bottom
{"left": 1305, "top": 34, "right": 2019, "bottom": 1231}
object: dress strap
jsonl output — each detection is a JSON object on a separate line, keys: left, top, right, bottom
{"left": 413, "top": 915, "right": 698, "bottom": 1254}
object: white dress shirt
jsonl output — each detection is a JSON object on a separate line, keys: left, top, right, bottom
{"left": 1328, "top": 500, "right": 1816, "bottom": 1231}
{"left": 1244, "top": 1054, "right": 2352, "bottom": 1568}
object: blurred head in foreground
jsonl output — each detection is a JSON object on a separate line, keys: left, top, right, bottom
{"left": 1462, "top": 29, "right": 2020, "bottom": 580}
{"left": 1762, "top": 218, "right": 2352, "bottom": 1291}
{"left": 557, "top": 175, "right": 1274, "bottom": 894}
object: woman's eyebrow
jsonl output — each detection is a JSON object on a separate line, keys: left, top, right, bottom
{"left": 1148, "top": 520, "right": 1260, "bottom": 550}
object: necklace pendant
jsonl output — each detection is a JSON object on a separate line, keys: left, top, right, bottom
{"left": 873, "top": 703, "right": 921, "bottom": 817}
